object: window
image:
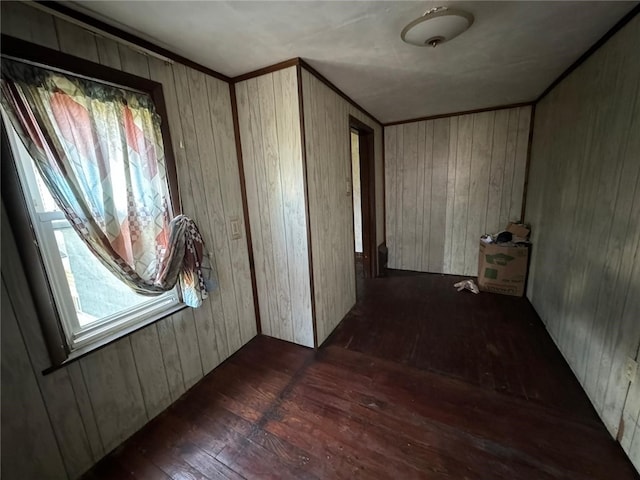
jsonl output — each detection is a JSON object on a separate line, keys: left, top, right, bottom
{"left": 0, "top": 36, "right": 193, "bottom": 366}
{"left": 5, "top": 124, "right": 180, "bottom": 353}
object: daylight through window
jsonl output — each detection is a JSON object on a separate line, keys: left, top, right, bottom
{"left": 0, "top": 54, "right": 207, "bottom": 361}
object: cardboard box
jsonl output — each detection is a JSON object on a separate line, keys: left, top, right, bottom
{"left": 506, "top": 222, "right": 530, "bottom": 239}
{"left": 477, "top": 241, "right": 529, "bottom": 296}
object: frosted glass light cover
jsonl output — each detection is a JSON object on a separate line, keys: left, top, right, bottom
{"left": 401, "top": 9, "right": 474, "bottom": 47}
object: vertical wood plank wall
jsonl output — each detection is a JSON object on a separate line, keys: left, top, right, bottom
{"left": 525, "top": 15, "right": 640, "bottom": 469}
{"left": 373, "top": 117, "right": 384, "bottom": 249}
{"left": 384, "top": 106, "right": 531, "bottom": 276}
{"left": 235, "top": 67, "right": 314, "bottom": 347}
{"left": 351, "top": 132, "right": 363, "bottom": 253}
{"left": 0, "top": 3, "right": 257, "bottom": 479}
{"left": 300, "top": 68, "right": 384, "bottom": 346}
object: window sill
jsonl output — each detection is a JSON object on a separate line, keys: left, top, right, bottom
{"left": 41, "top": 302, "right": 188, "bottom": 376}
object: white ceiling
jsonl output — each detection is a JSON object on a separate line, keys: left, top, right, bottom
{"left": 66, "top": 1, "right": 637, "bottom": 123}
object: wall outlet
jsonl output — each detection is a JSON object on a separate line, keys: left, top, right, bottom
{"left": 624, "top": 357, "right": 638, "bottom": 383}
{"left": 229, "top": 217, "right": 242, "bottom": 240}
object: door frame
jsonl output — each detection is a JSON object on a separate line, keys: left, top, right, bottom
{"left": 349, "top": 115, "right": 376, "bottom": 278}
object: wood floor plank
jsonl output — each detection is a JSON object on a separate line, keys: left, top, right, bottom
{"left": 81, "top": 459, "right": 136, "bottom": 480}
{"left": 131, "top": 414, "right": 244, "bottom": 480}
{"left": 314, "top": 346, "right": 625, "bottom": 480}
{"left": 111, "top": 445, "right": 171, "bottom": 480}
{"left": 261, "top": 416, "right": 368, "bottom": 480}
{"left": 81, "top": 273, "right": 638, "bottom": 480}
{"left": 288, "top": 379, "right": 560, "bottom": 480}
{"left": 216, "top": 436, "right": 312, "bottom": 480}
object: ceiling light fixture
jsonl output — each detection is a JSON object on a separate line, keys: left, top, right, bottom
{"left": 401, "top": 6, "right": 474, "bottom": 48}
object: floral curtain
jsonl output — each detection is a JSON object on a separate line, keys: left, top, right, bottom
{"left": 1, "top": 59, "right": 207, "bottom": 307}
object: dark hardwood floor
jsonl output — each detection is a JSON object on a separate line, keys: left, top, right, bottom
{"left": 83, "top": 271, "right": 639, "bottom": 480}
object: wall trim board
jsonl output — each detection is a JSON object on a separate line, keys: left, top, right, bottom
{"left": 28, "top": 2, "right": 384, "bottom": 129}
{"left": 349, "top": 115, "right": 377, "bottom": 278}
{"left": 349, "top": 115, "right": 374, "bottom": 138}
{"left": 381, "top": 128, "right": 387, "bottom": 244}
{"left": 34, "top": 1, "right": 231, "bottom": 83}
{"left": 378, "top": 241, "right": 388, "bottom": 273}
{"left": 1, "top": 34, "right": 161, "bottom": 103}
{"left": 26, "top": 0, "right": 638, "bottom": 128}
{"left": 296, "top": 64, "right": 319, "bottom": 349}
{"left": 229, "top": 83, "right": 262, "bottom": 336}
{"left": 536, "top": 3, "right": 640, "bottom": 102}
{"left": 519, "top": 103, "right": 537, "bottom": 222}
{"left": 233, "top": 57, "right": 384, "bottom": 128}
{"left": 235, "top": 67, "right": 314, "bottom": 347}
{"left": 298, "top": 59, "right": 383, "bottom": 126}
{"left": 382, "top": 4, "right": 639, "bottom": 126}
{"left": 231, "top": 58, "right": 300, "bottom": 83}
{"left": 383, "top": 102, "right": 534, "bottom": 127}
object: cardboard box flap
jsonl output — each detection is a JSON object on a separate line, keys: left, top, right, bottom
{"left": 506, "top": 222, "right": 530, "bottom": 239}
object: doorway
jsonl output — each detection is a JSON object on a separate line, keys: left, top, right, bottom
{"left": 349, "top": 116, "right": 376, "bottom": 283}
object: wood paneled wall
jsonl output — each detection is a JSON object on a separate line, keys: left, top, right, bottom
{"left": 384, "top": 106, "right": 531, "bottom": 276}
{"left": 235, "top": 68, "right": 314, "bottom": 347}
{"left": 373, "top": 119, "right": 384, "bottom": 249}
{"left": 0, "top": 3, "right": 256, "bottom": 479}
{"left": 526, "top": 15, "right": 640, "bottom": 470}
{"left": 300, "top": 68, "right": 384, "bottom": 346}
{"left": 351, "top": 132, "right": 363, "bottom": 253}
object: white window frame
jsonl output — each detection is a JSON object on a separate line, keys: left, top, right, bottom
{"left": 4, "top": 112, "right": 183, "bottom": 357}
{"left": 1, "top": 39, "right": 185, "bottom": 367}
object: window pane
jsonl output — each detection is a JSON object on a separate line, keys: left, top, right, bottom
{"left": 34, "top": 169, "right": 61, "bottom": 214}
{"left": 5, "top": 120, "right": 177, "bottom": 334}
{"left": 52, "top": 219, "right": 158, "bottom": 326}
